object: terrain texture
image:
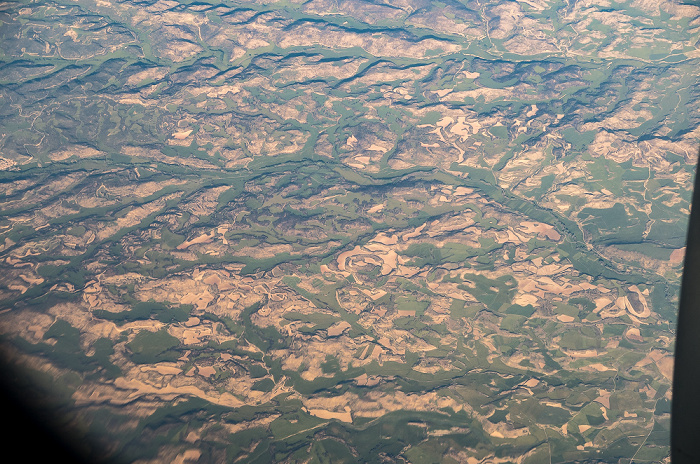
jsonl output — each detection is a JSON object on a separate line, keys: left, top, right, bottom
{"left": 0, "top": 0, "right": 698, "bottom": 462}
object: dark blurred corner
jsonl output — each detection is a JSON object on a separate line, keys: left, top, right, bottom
{"left": 0, "top": 356, "right": 93, "bottom": 464}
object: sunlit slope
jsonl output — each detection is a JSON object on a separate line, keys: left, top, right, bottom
{"left": 0, "top": 0, "right": 697, "bottom": 462}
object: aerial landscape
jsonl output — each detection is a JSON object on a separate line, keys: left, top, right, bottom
{"left": 0, "top": 0, "right": 698, "bottom": 462}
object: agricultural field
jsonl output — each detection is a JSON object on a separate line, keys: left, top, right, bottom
{"left": 0, "top": 0, "right": 698, "bottom": 462}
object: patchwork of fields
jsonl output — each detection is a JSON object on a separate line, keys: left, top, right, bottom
{"left": 0, "top": 0, "right": 698, "bottom": 462}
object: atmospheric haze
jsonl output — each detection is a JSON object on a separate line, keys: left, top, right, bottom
{"left": 0, "top": 0, "right": 698, "bottom": 462}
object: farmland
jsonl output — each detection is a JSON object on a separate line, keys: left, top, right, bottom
{"left": 0, "top": 0, "right": 697, "bottom": 462}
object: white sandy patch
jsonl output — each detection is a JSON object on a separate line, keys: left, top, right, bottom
{"left": 113, "top": 378, "right": 243, "bottom": 407}
{"left": 197, "top": 365, "right": 216, "bottom": 378}
{"left": 594, "top": 297, "right": 612, "bottom": 313}
{"left": 177, "top": 231, "right": 216, "bottom": 250}
{"left": 173, "top": 129, "right": 193, "bottom": 139}
{"left": 670, "top": 247, "right": 686, "bottom": 264}
{"left": 523, "top": 378, "right": 539, "bottom": 388}
{"left": 561, "top": 349, "right": 598, "bottom": 358}
{"left": 586, "top": 363, "right": 613, "bottom": 372}
{"left": 141, "top": 364, "right": 183, "bottom": 375}
{"left": 327, "top": 321, "right": 351, "bottom": 337}
{"left": 173, "top": 449, "right": 201, "bottom": 464}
